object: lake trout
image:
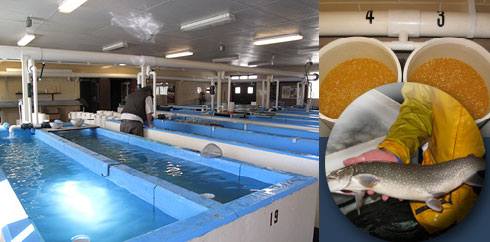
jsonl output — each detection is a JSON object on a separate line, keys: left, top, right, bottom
{"left": 327, "top": 154, "right": 486, "bottom": 215}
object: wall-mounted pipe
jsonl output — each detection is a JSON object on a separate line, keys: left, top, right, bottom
{"left": 0, "top": 45, "right": 304, "bottom": 78}
{"left": 210, "top": 80, "right": 215, "bottom": 112}
{"left": 141, "top": 65, "right": 147, "bottom": 88}
{"left": 136, "top": 72, "right": 142, "bottom": 88}
{"left": 8, "top": 125, "right": 21, "bottom": 135}
{"left": 216, "top": 71, "right": 224, "bottom": 112}
{"left": 20, "top": 56, "right": 31, "bottom": 124}
{"left": 296, "top": 82, "right": 301, "bottom": 106}
{"left": 265, "top": 75, "right": 272, "bottom": 109}
{"left": 301, "top": 81, "right": 306, "bottom": 106}
{"left": 261, "top": 80, "right": 265, "bottom": 107}
{"left": 150, "top": 71, "right": 157, "bottom": 116}
{"left": 320, "top": 10, "right": 490, "bottom": 38}
{"left": 227, "top": 76, "right": 231, "bottom": 111}
{"left": 28, "top": 59, "right": 39, "bottom": 125}
{"left": 275, "top": 80, "right": 280, "bottom": 109}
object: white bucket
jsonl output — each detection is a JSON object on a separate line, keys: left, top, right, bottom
{"left": 38, "top": 113, "right": 47, "bottom": 123}
{"left": 404, "top": 38, "right": 490, "bottom": 124}
{"left": 319, "top": 37, "right": 402, "bottom": 127}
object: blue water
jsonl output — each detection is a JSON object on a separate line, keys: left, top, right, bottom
{"left": 0, "top": 134, "right": 176, "bottom": 242}
{"left": 55, "top": 129, "right": 271, "bottom": 203}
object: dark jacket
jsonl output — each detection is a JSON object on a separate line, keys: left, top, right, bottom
{"left": 122, "top": 89, "right": 151, "bottom": 121}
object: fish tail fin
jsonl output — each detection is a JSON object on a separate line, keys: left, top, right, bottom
{"left": 464, "top": 173, "right": 484, "bottom": 187}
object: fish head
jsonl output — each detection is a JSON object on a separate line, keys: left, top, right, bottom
{"left": 327, "top": 166, "right": 355, "bottom": 194}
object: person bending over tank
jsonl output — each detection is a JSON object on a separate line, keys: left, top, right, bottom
{"left": 120, "top": 86, "right": 154, "bottom": 136}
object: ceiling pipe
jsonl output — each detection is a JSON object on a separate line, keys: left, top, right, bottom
{"left": 0, "top": 71, "right": 306, "bottom": 84}
{"left": 28, "top": 59, "right": 39, "bottom": 125}
{"left": 319, "top": 8, "right": 489, "bottom": 38}
{"left": 0, "top": 45, "right": 304, "bottom": 78}
{"left": 382, "top": 31, "right": 424, "bottom": 51}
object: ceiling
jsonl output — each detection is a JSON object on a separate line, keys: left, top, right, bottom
{"left": 0, "top": 0, "right": 319, "bottom": 68}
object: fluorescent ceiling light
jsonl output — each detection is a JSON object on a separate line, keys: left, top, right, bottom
{"left": 253, "top": 34, "right": 303, "bottom": 46}
{"left": 102, "top": 41, "right": 128, "bottom": 51}
{"left": 17, "top": 34, "right": 35, "bottom": 46}
{"left": 298, "top": 46, "right": 318, "bottom": 55}
{"left": 248, "top": 61, "right": 271, "bottom": 67}
{"left": 231, "top": 76, "right": 240, "bottom": 80}
{"left": 119, "top": 63, "right": 127, "bottom": 66}
{"left": 239, "top": 76, "right": 248, "bottom": 80}
{"left": 58, "top": 0, "right": 88, "bottom": 13}
{"left": 248, "top": 75, "right": 258, "bottom": 80}
{"left": 165, "top": 50, "right": 193, "bottom": 58}
{"left": 212, "top": 55, "right": 239, "bottom": 63}
{"left": 181, "top": 13, "right": 235, "bottom": 31}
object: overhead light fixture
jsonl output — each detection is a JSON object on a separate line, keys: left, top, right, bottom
{"left": 119, "top": 64, "right": 127, "bottom": 66}
{"left": 298, "top": 46, "right": 318, "bottom": 55}
{"left": 248, "top": 61, "right": 271, "bottom": 67}
{"left": 253, "top": 33, "right": 303, "bottom": 46}
{"left": 17, "top": 33, "right": 35, "bottom": 46}
{"left": 181, "top": 12, "right": 235, "bottom": 31}
{"left": 239, "top": 76, "right": 248, "bottom": 80}
{"left": 102, "top": 41, "right": 128, "bottom": 52}
{"left": 58, "top": 0, "right": 88, "bottom": 13}
{"left": 212, "top": 55, "right": 239, "bottom": 63}
{"left": 248, "top": 75, "right": 258, "bottom": 80}
{"left": 165, "top": 50, "right": 193, "bottom": 58}
{"left": 231, "top": 76, "right": 240, "bottom": 80}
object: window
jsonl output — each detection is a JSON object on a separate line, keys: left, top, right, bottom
{"left": 235, "top": 87, "right": 241, "bottom": 94}
{"left": 247, "top": 86, "right": 253, "bottom": 94}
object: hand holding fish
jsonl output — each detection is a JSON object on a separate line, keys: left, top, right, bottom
{"left": 343, "top": 149, "right": 399, "bottom": 201}
{"left": 329, "top": 154, "right": 485, "bottom": 215}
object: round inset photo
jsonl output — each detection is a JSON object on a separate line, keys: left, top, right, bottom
{"left": 325, "top": 82, "right": 486, "bottom": 241}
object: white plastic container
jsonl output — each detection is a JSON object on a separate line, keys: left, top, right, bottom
{"left": 404, "top": 38, "right": 490, "bottom": 124}
{"left": 319, "top": 37, "right": 402, "bottom": 127}
{"left": 38, "top": 113, "right": 47, "bottom": 123}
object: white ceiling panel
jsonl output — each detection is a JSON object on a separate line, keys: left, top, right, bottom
{"left": 257, "top": 0, "right": 318, "bottom": 21}
{"left": 0, "top": 0, "right": 318, "bottom": 66}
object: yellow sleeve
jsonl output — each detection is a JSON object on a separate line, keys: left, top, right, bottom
{"left": 377, "top": 83, "right": 434, "bottom": 164}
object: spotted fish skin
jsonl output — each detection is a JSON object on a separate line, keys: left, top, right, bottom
{"left": 327, "top": 155, "right": 486, "bottom": 214}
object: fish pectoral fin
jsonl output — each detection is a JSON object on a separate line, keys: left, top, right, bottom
{"left": 430, "top": 192, "right": 446, "bottom": 198}
{"left": 464, "top": 173, "right": 484, "bottom": 187}
{"left": 354, "top": 192, "right": 364, "bottom": 215}
{"left": 353, "top": 174, "right": 379, "bottom": 188}
{"left": 426, "top": 198, "right": 442, "bottom": 212}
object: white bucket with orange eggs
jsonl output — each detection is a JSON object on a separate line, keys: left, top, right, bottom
{"left": 404, "top": 38, "right": 490, "bottom": 124}
{"left": 319, "top": 37, "right": 402, "bottom": 127}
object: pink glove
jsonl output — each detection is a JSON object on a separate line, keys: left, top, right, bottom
{"left": 343, "top": 149, "right": 400, "bottom": 201}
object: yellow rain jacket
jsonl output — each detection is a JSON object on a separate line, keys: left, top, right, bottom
{"left": 377, "top": 82, "right": 485, "bottom": 234}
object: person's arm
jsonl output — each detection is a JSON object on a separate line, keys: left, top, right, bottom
{"left": 145, "top": 96, "right": 154, "bottom": 128}
{"left": 146, "top": 113, "right": 154, "bottom": 128}
{"left": 377, "top": 83, "right": 434, "bottom": 164}
{"left": 342, "top": 83, "right": 435, "bottom": 200}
